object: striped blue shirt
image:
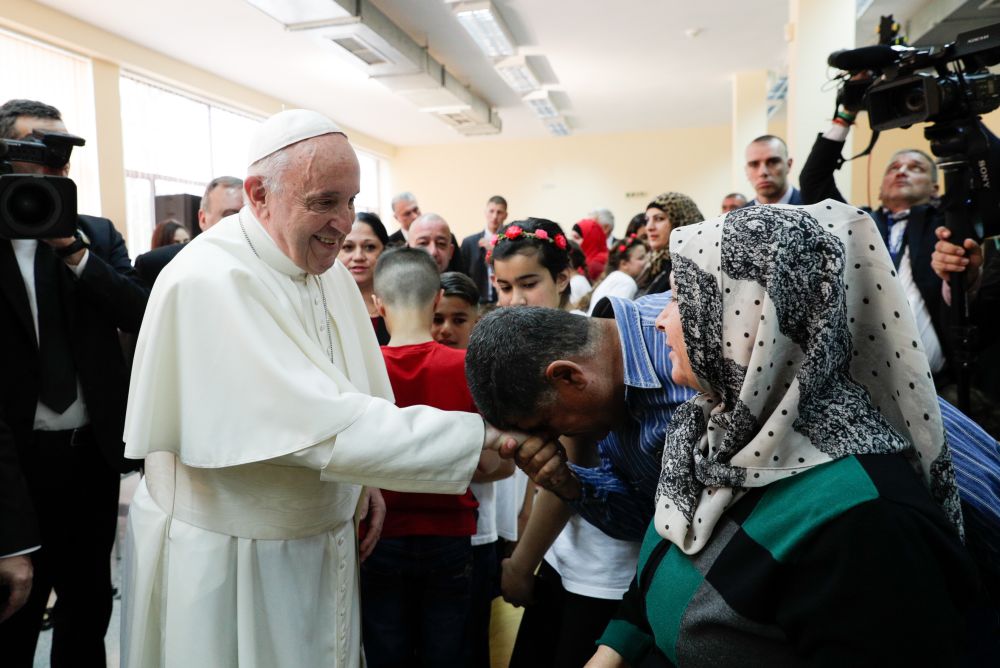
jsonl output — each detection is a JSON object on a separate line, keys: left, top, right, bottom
{"left": 939, "top": 397, "right": 1000, "bottom": 574}
{"left": 567, "top": 293, "right": 696, "bottom": 541}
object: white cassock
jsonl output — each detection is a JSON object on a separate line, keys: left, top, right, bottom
{"left": 120, "top": 208, "right": 484, "bottom": 667}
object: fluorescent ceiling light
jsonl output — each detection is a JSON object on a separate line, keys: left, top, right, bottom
{"left": 495, "top": 55, "right": 540, "bottom": 94}
{"left": 523, "top": 90, "right": 558, "bottom": 119}
{"left": 453, "top": 1, "right": 516, "bottom": 59}
{"left": 543, "top": 116, "right": 571, "bottom": 137}
{"left": 245, "top": 0, "right": 352, "bottom": 27}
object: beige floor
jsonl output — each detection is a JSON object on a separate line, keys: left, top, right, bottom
{"left": 490, "top": 597, "right": 525, "bottom": 668}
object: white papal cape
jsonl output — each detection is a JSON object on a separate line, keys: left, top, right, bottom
{"left": 120, "top": 209, "right": 484, "bottom": 667}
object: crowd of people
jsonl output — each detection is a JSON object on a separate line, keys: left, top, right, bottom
{"left": 1, "top": 91, "right": 999, "bottom": 668}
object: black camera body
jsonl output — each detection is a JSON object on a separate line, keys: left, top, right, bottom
{"left": 830, "top": 22, "right": 1000, "bottom": 132}
{"left": 0, "top": 130, "right": 85, "bottom": 240}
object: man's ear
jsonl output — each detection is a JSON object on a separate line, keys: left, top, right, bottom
{"left": 244, "top": 175, "right": 267, "bottom": 212}
{"left": 372, "top": 294, "right": 387, "bottom": 318}
{"left": 432, "top": 288, "right": 444, "bottom": 311}
{"left": 786, "top": 156, "right": 794, "bottom": 171}
{"left": 197, "top": 209, "right": 208, "bottom": 232}
{"left": 544, "top": 360, "right": 587, "bottom": 391}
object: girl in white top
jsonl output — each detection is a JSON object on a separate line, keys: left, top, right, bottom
{"left": 585, "top": 235, "right": 649, "bottom": 315}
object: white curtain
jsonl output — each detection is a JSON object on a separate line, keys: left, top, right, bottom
{"left": 0, "top": 28, "right": 101, "bottom": 217}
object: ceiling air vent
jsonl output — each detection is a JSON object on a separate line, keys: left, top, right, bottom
{"left": 327, "top": 35, "right": 389, "bottom": 66}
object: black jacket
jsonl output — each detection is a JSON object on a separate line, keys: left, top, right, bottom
{"left": 134, "top": 241, "right": 186, "bottom": 290}
{"left": 459, "top": 231, "right": 496, "bottom": 303}
{"left": 0, "top": 215, "right": 149, "bottom": 473}
{"left": 0, "top": 411, "right": 37, "bottom": 556}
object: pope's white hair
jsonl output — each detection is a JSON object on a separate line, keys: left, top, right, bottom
{"left": 248, "top": 148, "right": 292, "bottom": 196}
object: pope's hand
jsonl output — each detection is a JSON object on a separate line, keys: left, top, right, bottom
{"left": 357, "top": 488, "right": 385, "bottom": 563}
{"left": 500, "top": 557, "right": 535, "bottom": 607}
{"left": 0, "top": 554, "right": 33, "bottom": 623}
{"left": 505, "top": 435, "right": 581, "bottom": 501}
{"left": 584, "top": 645, "right": 629, "bottom": 668}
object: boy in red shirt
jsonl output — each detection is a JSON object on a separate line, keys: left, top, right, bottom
{"left": 361, "top": 248, "right": 481, "bottom": 667}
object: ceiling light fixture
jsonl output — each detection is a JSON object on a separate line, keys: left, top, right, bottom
{"left": 543, "top": 116, "right": 571, "bottom": 137}
{"left": 523, "top": 90, "right": 559, "bottom": 119}
{"left": 245, "top": 0, "right": 352, "bottom": 27}
{"left": 494, "top": 55, "right": 541, "bottom": 94}
{"left": 452, "top": 1, "right": 516, "bottom": 59}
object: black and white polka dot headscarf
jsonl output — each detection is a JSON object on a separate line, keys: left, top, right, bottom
{"left": 654, "top": 200, "right": 963, "bottom": 553}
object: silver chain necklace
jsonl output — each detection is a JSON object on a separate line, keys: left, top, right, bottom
{"left": 240, "top": 219, "right": 336, "bottom": 365}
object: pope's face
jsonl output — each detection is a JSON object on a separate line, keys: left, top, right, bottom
{"left": 256, "top": 134, "right": 360, "bottom": 275}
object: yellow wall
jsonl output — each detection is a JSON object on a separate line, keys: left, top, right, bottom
{"left": 391, "top": 126, "right": 733, "bottom": 240}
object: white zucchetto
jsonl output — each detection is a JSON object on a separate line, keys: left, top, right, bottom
{"left": 247, "top": 109, "right": 344, "bottom": 167}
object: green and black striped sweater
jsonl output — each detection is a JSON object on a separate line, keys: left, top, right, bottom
{"left": 600, "top": 454, "right": 979, "bottom": 667}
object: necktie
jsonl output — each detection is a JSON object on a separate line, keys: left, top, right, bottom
{"left": 34, "top": 243, "right": 77, "bottom": 413}
{"left": 886, "top": 210, "right": 908, "bottom": 270}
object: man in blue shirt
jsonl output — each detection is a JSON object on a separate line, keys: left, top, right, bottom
{"left": 467, "top": 292, "right": 694, "bottom": 543}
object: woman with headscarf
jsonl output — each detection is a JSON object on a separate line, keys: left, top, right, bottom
{"left": 635, "top": 192, "right": 703, "bottom": 296}
{"left": 574, "top": 218, "right": 609, "bottom": 282}
{"left": 588, "top": 201, "right": 979, "bottom": 667}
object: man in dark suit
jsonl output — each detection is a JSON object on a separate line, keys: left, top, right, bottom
{"left": 459, "top": 195, "right": 507, "bottom": 303}
{"left": 0, "top": 99, "right": 148, "bottom": 667}
{"left": 386, "top": 191, "right": 421, "bottom": 247}
{"left": 134, "top": 175, "right": 243, "bottom": 288}
{"left": 745, "top": 135, "right": 803, "bottom": 205}
{"left": 0, "top": 412, "right": 37, "bottom": 625}
{"left": 798, "top": 112, "right": 948, "bottom": 376}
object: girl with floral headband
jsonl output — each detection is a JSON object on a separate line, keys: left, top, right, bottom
{"left": 488, "top": 217, "right": 642, "bottom": 667}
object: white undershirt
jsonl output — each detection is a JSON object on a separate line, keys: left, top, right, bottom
{"left": 898, "top": 246, "right": 945, "bottom": 373}
{"left": 10, "top": 239, "right": 90, "bottom": 431}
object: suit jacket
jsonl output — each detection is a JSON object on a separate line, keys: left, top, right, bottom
{"left": 460, "top": 231, "right": 495, "bottom": 303}
{"left": 386, "top": 229, "right": 406, "bottom": 248}
{"left": 134, "top": 242, "right": 186, "bottom": 289}
{"left": 0, "top": 411, "right": 37, "bottom": 556}
{"left": 0, "top": 215, "right": 149, "bottom": 474}
{"left": 751, "top": 187, "right": 803, "bottom": 206}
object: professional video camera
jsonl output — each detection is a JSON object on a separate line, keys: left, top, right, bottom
{"left": 0, "top": 129, "right": 85, "bottom": 239}
{"left": 829, "top": 18, "right": 1000, "bottom": 413}
{"left": 829, "top": 21, "right": 1000, "bottom": 132}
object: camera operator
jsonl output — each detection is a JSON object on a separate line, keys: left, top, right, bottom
{"left": 799, "top": 97, "right": 949, "bottom": 381}
{"left": 0, "top": 99, "right": 147, "bottom": 667}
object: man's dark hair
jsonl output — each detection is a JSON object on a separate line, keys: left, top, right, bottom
{"left": 488, "top": 195, "right": 508, "bottom": 208}
{"left": 440, "top": 271, "right": 479, "bottom": 307}
{"left": 200, "top": 176, "right": 244, "bottom": 211}
{"left": 749, "top": 134, "right": 788, "bottom": 156}
{"left": 466, "top": 307, "right": 593, "bottom": 428}
{"left": 0, "top": 99, "right": 62, "bottom": 140}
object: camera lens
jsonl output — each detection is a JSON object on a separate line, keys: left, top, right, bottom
{"left": 904, "top": 89, "right": 926, "bottom": 114}
{"left": 5, "top": 181, "right": 56, "bottom": 226}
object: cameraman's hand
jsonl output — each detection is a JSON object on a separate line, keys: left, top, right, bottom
{"left": 0, "top": 554, "right": 33, "bottom": 623}
{"left": 932, "top": 225, "right": 982, "bottom": 285}
{"left": 43, "top": 236, "right": 86, "bottom": 267}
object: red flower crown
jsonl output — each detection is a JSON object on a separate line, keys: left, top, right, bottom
{"left": 486, "top": 225, "right": 567, "bottom": 261}
{"left": 616, "top": 232, "right": 641, "bottom": 254}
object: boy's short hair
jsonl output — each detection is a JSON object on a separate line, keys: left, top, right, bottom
{"left": 440, "top": 272, "right": 479, "bottom": 307}
{"left": 374, "top": 247, "right": 441, "bottom": 308}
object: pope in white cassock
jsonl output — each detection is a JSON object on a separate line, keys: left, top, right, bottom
{"left": 120, "top": 110, "right": 522, "bottom": 667}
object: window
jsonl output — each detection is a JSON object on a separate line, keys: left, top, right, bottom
{"left": 120, "top": 74, "right": 263, "bottom": 254}
{"left": 0, "top": 28, "right": 100, "bottom": 216}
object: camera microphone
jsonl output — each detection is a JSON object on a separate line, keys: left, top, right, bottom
{"left": 828, "top": 45, "right": 899, "bottom": 71}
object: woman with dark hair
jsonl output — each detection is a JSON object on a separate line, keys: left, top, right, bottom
{"left": 588, "top": 201, "right": 979, "bottom": 667}
{"left": 339, "top": 212, "right": 391, "bottom": 344}
{"left": 150, "top": 220, "right": 190, "bottom": 249}
{"left": 624, "top": 213, "right": 648, "bottom": 241}
{"left": 573, "top": 218, "right": 609, "bottom": 281}
{"left": 635, "top": 193, "right": 703, "bottom": 297}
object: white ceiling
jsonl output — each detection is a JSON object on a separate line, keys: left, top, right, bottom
{"left": 33, "top": 0, "right": 857, "bottom": 146}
